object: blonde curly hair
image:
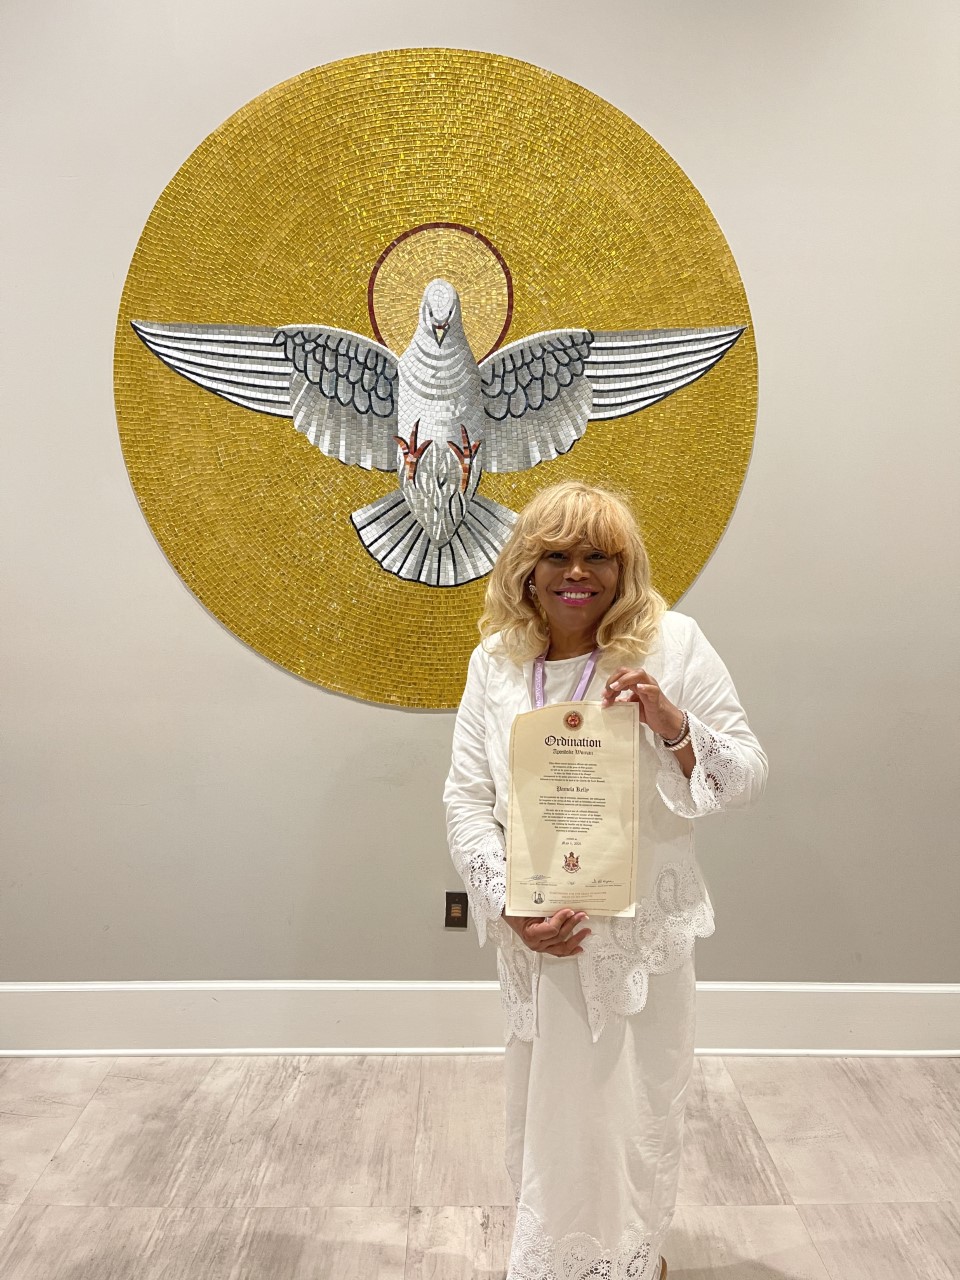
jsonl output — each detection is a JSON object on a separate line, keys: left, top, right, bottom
{"left": 479, "top": 480, "right": 666, "bottom": 664}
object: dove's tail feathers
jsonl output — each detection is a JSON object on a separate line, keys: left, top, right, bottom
{"left": 350, "top": 492, "right": 517, "bottom": 587}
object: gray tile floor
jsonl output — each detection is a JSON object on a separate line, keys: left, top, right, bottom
{"left": 0, "top": 1054, "right": 958, "bottom": 1277}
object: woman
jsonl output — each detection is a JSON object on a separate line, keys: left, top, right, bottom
{"left": 443, "top": 480, "right": 767, "bottom": 1280}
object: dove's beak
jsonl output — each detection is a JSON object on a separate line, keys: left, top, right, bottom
{"left": 433, "top": 324, "right": 447, "bottom": 347}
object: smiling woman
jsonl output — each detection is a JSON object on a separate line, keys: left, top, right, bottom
{"left": 444, "top": 479, "right": 768, "bottom": 1279}
{"left": 479, "top": 480, "right": 667, "bottom": 666}
{"left": 531, "top": 544, "right": 620, "bottom": 657}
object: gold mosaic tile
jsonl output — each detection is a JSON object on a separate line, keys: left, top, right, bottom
{"left": 113, "top": 49, "right": 757, "bottom": 708}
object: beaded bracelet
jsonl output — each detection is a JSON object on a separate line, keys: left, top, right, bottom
{"left": 661, "top": 711, "right": 691, "bottom": 752}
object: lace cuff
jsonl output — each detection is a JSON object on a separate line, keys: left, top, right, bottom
{"left": 654, "top": 710, "right": 749, "bottom": 817}
{"left": 450, "top": 827, "right": 506, "bottom": 947}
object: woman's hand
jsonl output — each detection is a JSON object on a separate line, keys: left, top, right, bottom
{"left": 601, "top": 666, "right": 696, "bottom": 778}
{"left": 600, "top": 667, "right": 685, "bottom": 740}
{"left": 503, "top": 907, "right": 591, "bottom": 956}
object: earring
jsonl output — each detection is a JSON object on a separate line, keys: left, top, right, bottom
{"left": 527, "top": 577, "right": 538, "bottom": 597}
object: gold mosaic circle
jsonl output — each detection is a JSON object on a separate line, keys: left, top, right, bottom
{"left": 114, "top": 49, "right": 757, "bottom": 709}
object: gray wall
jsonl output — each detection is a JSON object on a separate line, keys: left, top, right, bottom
{"left": 2, "top": 0, "right": 958, "bottom": 984}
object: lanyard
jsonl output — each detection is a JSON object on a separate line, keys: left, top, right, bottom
{"left": 532, "top": 647, "right": 600, "bottom": 710}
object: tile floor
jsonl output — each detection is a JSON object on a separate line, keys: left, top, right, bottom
{"left": 0, "top": 1054, "right": 958, "bottom": 1277}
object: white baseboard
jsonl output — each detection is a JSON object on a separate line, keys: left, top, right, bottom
{"left": 1, "top": 980, "right": 958, "bottom": 1056}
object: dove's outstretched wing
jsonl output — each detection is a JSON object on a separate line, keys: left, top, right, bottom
{"left": 478, "top": 325, "right": 745, "bottom": 473}
{"left": 130, "top": 320, "right": 400, "bottom": 471}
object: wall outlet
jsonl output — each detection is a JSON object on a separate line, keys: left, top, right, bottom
{"left": 445, "top": 891, "right": 469, "bottom": 928}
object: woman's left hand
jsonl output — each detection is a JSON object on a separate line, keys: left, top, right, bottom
{"left": 601, "top": 667, "right": 685, "bottom": 740}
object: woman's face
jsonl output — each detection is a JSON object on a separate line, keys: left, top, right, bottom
{"left": 531, "top": 542, "right": 620, "bottom": 638}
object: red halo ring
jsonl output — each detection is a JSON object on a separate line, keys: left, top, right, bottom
{"left": 367, "top": 221, "right": 514, "bottom": 362}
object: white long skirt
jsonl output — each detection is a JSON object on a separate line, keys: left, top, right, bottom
{"left": 503, "top": 951, "right": 697, "bottom": 1280}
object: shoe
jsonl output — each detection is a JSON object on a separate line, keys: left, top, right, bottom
{"left": 660, "top": 1258, "right": 667, "bottom": 1279}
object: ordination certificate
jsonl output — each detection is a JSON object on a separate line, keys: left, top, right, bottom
{"left": 506, "top": 700, "right": 644, "bottom": 917}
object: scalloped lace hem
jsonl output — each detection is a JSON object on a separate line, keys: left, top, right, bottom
{"left": 581, "top": 861, "right": 714, "bottom": 1041}
{"left": 507, "top": 1202, "right": 666, "bottom": 1280}
{"left": 497, "top": 860, "right": 713, "bottom": 1044}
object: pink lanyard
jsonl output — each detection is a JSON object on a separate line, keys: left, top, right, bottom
{"left": 532, "top": 648, "right": 600, "bottom": 710}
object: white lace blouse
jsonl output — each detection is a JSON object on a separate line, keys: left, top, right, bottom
{"left": 443, "top": 610, "right": 768, "bottom": 1043}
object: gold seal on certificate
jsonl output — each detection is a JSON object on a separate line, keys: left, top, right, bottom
{"left": 507, "top": 701, "right": 647, "bottom": 917}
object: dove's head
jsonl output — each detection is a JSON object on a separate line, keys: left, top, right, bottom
{"left": 420, "top": 278, "right": 461, "bottom": 348}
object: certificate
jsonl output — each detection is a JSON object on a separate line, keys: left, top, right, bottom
{"left": 506, "top": 700, "right": 646, "bottom": 917}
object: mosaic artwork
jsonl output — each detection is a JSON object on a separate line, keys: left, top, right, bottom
{"left": 114, "top": 49, "right": 758, "bottom": 707}
{"left": 133, "top": 278, "right": 742, "bottom": 588}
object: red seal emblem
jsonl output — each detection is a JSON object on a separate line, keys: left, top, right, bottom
{"left": 564, "top": 711, "right": 583, "bottom": 730}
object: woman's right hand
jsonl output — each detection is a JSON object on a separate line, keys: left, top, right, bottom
{"left": 503, "top": 907, "right": 591, "bottom": 956}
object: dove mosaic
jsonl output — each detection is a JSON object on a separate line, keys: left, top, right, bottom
{"left": 114, "top": 49, "right": 757, "bottom": 706}
{"left": 132, "top": 282, "right": 742, "bottom": 587}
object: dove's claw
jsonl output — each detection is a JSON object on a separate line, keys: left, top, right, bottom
{"left": 447, "top": 426, "right": 481, "bottom": 493}
{"left": 394, "top": 419, "right": 433, "bottom": 482}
